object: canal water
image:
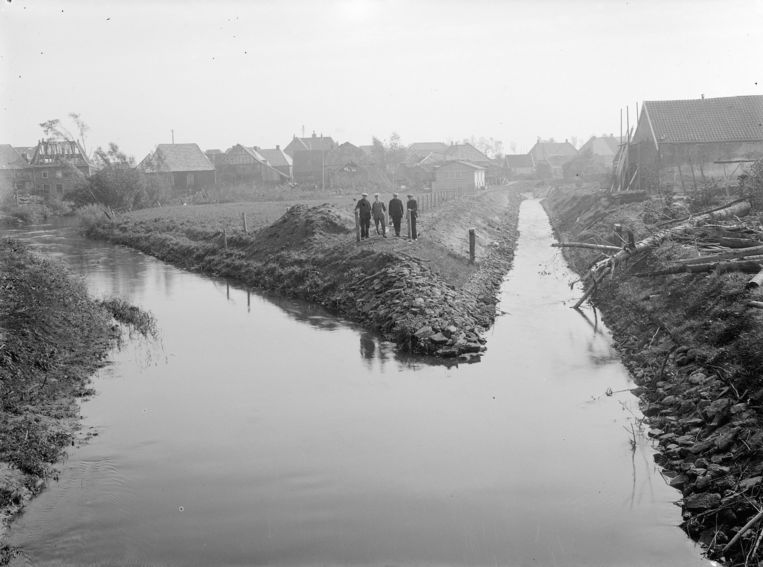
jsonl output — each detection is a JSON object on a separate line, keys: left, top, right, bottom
{"left": 4, "top": 200, "right": 711, "bottom": 566}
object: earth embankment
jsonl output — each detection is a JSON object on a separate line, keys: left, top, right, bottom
{"left": 89, "top": 187, "right": 525, "bottom": 360}
{"left": 0, "top": 240, "right": 117, "bottom": 563}
{"left": 544, "top": 186, "right": 763, "bottom": 566}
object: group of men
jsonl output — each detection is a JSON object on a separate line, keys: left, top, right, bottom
{"left": 354, "top": 192, "right": 418, "bottom": 240}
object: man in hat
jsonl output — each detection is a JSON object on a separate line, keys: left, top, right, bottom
{"left": 354, "top": 192, "right": 372, "bottom": 239}
{"left": 388, "top": 192, "right": 404, "bottom": 237}
{"left": 406, "top": 193, "right": 418, "bottom": 240}
{"left": 371, "top": 193, "right": 387, "bottom": 237}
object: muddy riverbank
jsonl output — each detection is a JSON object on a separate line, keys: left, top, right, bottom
{"left": 0, "top": 240, "right": 118, "bottom": 564}
{"left": 544, "top": 186, "right": 763, "bottom": 566}
{"left": 89, "top": 188, "right": 524, "bottom": 360}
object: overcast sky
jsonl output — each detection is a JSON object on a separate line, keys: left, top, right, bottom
{"left": 1, "top": 0, "right": 760, "bottom": 158}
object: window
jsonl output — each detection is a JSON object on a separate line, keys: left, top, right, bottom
{"left": 55, "top": 170, "right": 63, "bottom": 179}
{"left": 56, "top": 184, "right": 63, "bottom": 195}
{"left": 41, "top": 171, "right": 49, "bottom": 179}
{"left": 42, "top": 184, "right": 50, "bottom": 192}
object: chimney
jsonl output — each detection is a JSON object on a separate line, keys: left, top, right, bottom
{"left": 312, "top": 131, "right": 317, "bottom": 138}
{"left": 276, "top": 144, "right": 280, "bottom": 150}
{"left": 701, "top": 94, "right": 705, "bottom": 99}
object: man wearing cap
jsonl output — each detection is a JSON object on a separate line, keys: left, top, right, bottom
{"left": 406, "top": 194, "right": 418, "bottom": 240}
{"left": 354, "top": 192, "right": 372, "bottom": 239}
{"left": 388, "top": 192, "right": 404, "bottom": 237}
{"left": 371, "top": 193, "right": 387, "bottom": 237}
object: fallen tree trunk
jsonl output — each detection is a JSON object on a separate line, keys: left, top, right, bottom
{"left": 634, "top": 261, "right": 761, "bottom": 278}
{"left": 717, "top": 237, "right": 761, "bottom": 249}
{"left": 749, "top": 301, "right": 763, "bottom": 310}
{"left": 552, "top": 242, "right": 622, "bottom": 252}
{"left": 674, "top": 245, "right": 763, "bottom": 265}
{"left": 575, "top": 199, "right": 752, "bottom": 307}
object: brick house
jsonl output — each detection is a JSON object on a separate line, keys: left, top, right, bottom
{"left": 624, "top": 95, "right": 763, "bottom": 191}
{"left": 284, "top": 133, "right": 336, "bottom": 185}
{"left": 18, "top": 140, "right": 95, "bottom": 197}
{"left": 138, "top": 143, "right": 216, "bottom": 193}
{"left": 432, "top": 161, "right": 486, "bottom": 194}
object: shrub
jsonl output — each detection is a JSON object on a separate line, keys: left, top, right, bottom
{"left": 76, "top": 204, "right": 111, "bottom": 232}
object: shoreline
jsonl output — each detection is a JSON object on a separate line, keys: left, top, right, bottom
{"left": 543, "top": 187, "right": 763, "bottom": 566}
{"left": 0, "top": 239, "right": 117, "bottom": 564}
{"left": 88, "top": 188, "right": 525, "bottom": 360}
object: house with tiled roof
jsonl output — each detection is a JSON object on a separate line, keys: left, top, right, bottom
{"left": 432, "top": 160, "right": 486, "bottom": 195}
{"left": 625, "top": 95, "right": 763, "bottom": 191}
{"left": 529, "top": 139, "right": 578, "bottom": 178}
{"left": 258, "top": 146, "right": 293, "bottom": 180}
{"left": 504, "top": 154, "right": 535, "bottom": 178}
{"left": 138, "top": 143, "right": 216, "bottom": 192}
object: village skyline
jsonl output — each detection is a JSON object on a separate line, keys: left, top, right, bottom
{"left": 1, "top": 0, "right": 761, "bottom": 159}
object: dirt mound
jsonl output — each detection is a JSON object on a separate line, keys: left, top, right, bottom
{"left": 252, "top": 204, "right": 354, "bottom": 254}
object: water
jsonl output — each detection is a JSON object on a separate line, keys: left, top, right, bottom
{"left": 4, "top": 200, "right": 710, "bottom": 566}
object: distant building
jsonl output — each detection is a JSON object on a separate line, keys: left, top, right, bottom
{"left": 323, "top": 142, "right": 390, "bottom": 190}
{"left": 257, "top": 146, "right": 293, "bottom": 180}
{"left": 0, "top": 144, "right": 32, "bottom": 194}
{"left": 432, "top": 160, "right": 486, "bottom": 194}
{"left": 407, "top": 142, "right": 449, "bottom": 160}
{"left": 21, "top": 140, "right": 95, "bottom": 197}
{"left": 138, "top": 143, "right": 216, "bottom": 192}
{"left": 284, "top": 132, "right": 337, "bottom": 185}
{"left": 623, "top": 95, "right": 763, "bottom": 191}
{"left": 504, "top": 154, "right": 535, "bottom": 178}
{"left": 529, "top": 139, "right": 578, "bottom": 178}
{"left": 578, "top": 135, "right": 621, "bottom": 163}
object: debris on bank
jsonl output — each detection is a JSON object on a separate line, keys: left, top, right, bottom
{"left": 545, "top": 184, "right": 763, "bottom": 566}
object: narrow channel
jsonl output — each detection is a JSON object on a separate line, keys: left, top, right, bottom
{"left": 6, "top": 199, "right": 710, "bottom": 566}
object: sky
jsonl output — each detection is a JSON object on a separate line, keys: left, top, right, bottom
{"left": 0, "top": 0, "right": 761, "bottom": 159}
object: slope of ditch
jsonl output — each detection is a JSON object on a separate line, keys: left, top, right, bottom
{"left": 544, "top": 186, "right": 763, "bottom": 566}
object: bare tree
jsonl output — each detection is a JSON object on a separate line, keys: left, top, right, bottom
{"left": 39, "top": 112, "right": 90, "bottom": 154}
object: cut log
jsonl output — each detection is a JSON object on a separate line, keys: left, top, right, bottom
{"left": 552, "top": 242, "right": 622, "bottom": 252}
{"left": 749, "top": 301, "right": 763, "bottom": 310}
{"left": 634, "top": 261, "right": 761, "bottom": 278}
{"left": 717, "top": 237, "right": 761, "bottom": 249}
{"left": 748, "top": 269, "right": 763, "bottom": 289}
{"left": 673, "top": 245, "right": 763, "bottom": 265}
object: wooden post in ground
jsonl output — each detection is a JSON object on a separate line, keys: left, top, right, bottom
{"left": 406, "top": 210, "right": 412, "bottom": 239}
{"left": 242, "top": 212, "right": 248, "bottom": 233}
{"left": 469, "top": 228, "right": 476, "bottom": 264}
{"left": 222, "top": 228, "right": 228, "bottom": 249}
{"left": 354, "top": 209, "right": 360, "bottom": 242}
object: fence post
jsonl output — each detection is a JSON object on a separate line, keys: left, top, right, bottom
{"left": 354, "top": 209, "right": 360, "bottom": 242}
{"left": 242, "top": 212, "right": 248, "bottom": 233}
{"left": 469, "top": 228, "right": 475, "bottom": 264}
{"left": 406, "top": 210, "right": 412, "bottom": 240}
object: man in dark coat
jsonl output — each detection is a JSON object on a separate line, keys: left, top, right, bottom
{"left": 388, "top": 192, "right": 404, "bottom": 237}
{"left": 406, "top": 194, "right": 418, "bottom": 240}
{"left": 355, "top": 192, "right": 372, "bottom": 239}
{"left": 371, "top": 193, "right": 387, "bottom": 237}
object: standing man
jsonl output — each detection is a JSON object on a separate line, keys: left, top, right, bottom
{"left": 355, "top": 192, "right": 372, "bottom": 239}
{"left": 371, "top": 193, "right": 387, "bottom": 237}
{"left": 406, "top": 193, "right": 418, "bottom": 240}
{"left": 388, "top": 192, "right": 404, "bottom": 237}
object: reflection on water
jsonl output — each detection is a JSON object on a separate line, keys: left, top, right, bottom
{"left": 3, "top": 204, "right": 710, "bottom": 567}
